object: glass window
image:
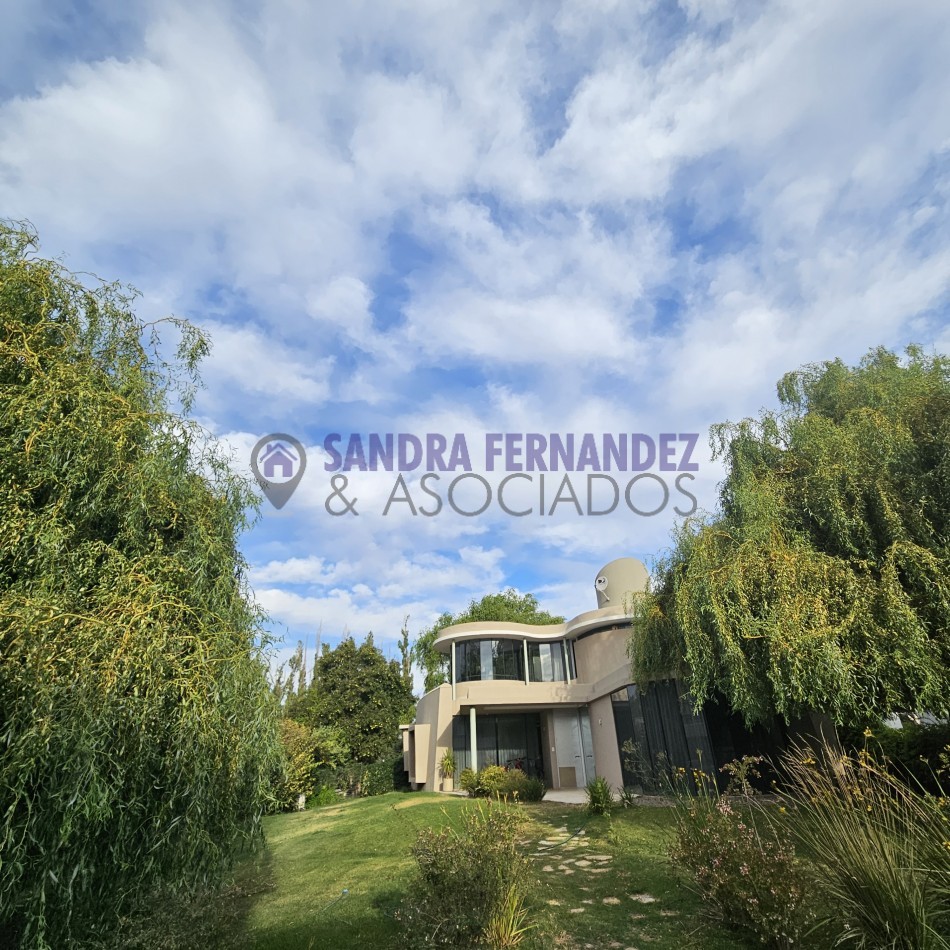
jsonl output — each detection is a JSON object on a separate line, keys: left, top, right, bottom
{"left": 527, "top": 641, "right": 566, "bottom": 682}
{"left": 455, "top": 639, "right": 524, "bottom": 682}
{"left": 456, "top": 641, "right": 482, "bottom": 682}
{"left": 491, "top": 639, "right": 524, "bottom": 680}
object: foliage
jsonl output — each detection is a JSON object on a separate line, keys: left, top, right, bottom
{"left": 328, "top": 752, "right": 410, "bottom": 798}
{"left": 440, "top": 750, "right": 457, "bottom": 779}
{"left": 398, "top": 614, "right": 413, "bottom": 690}
{"left": 585, "top": 776, "right": 615, "bottom": 816}
{"left": 414, "top": 590, "right": 564, "bottom": 693}
{"left": 287, "top": 634, "right": 415, "bottom": 762}
{"left": 478, "top": 765, "right": 517, "bottom": 798}
{"left": 618, "top": 785, "right": 640, "bottom": 808}
{"left": 839, "top": 721, "right": 950, "bottom": 795}
{"left": 521, "top": 777, "right": 546, "bottom": 803}
{"left": 459, "top": 768, "right": 479, "bottom": 796}
{"left": 271, "top": 719, "right": 318, "bottom": 811}
{"left": 780, "top": 744, "right": 950, "bottom": 949}
{"left": 462, "top": 766, "right": 535, "bottom": 800}
{"left": 308, "top": 785, "right": 340, "bottom": 807}
{"left": 668, "top": 775, "right": 814, "bottom": 949}
{"left": 633, "top": 346, "right": 950, "bottom": 726}
{"left": 482, "top": 884, "right": 533, "bottom": 949}
{"left": 719, "top": 755, "right": 767, "bottom": 797}
{"left": 398, "top": 801, "right": 532, "bottom": 948}
{"left": 0, "top": 222, "right": 281, "bottom": 947}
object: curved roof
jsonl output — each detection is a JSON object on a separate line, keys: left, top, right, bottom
{"left": 433, "top": 604, "right": 633, "bottom": 654}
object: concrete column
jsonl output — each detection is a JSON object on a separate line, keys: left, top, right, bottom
{"left": 451, "top": 643, "right": 456, "bottom": 701}
{"left": 523, "top": 639, "right": 529, "bottom": 684}
{"left": 469, "top": 706, "right": 477, "bottom": 772}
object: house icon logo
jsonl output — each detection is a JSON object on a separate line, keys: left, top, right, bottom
{"left": 260, "top": 442, "right": 298, "bottom": 479}
{"left": 250, "top": 433, "right": 307, "bottom": 509}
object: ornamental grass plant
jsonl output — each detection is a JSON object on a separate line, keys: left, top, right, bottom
{"left": 780, "top": 744, "right": 950, "bottom": 950}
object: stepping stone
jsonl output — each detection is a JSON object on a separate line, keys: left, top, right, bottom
{"left": 582, "top": 899, "right": 594, "bottom": 904}
{"left": 547, "top": 899, "right": 561, "bottom": 906}
{"left": 569, "top": 907, "right": 585, "bottom": 913}
{"left": 575, "top": 859, "right": 592, "bottom": 867}
{"left": 588, "top": 868, "right": 610, "bottom": 873}
{"left": 603, "top": 897, "right": 621, "bottom": 905}
{"left": 561, "top": 869, "right": 575, "bottom": 875}
{"left": 629, "top": 893, "right": 656, "bottom": 903}
{"left": 587, "top": 854, "right": 612, "bottom": 861}
{"left": 542, "top": 865, "right": 554, "bottom": 872}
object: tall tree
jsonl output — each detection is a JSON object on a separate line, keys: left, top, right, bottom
{"left": 398, "top": 614, "right": 412, "bottom": 690}
{"left": 0, "top": 222, "right": 280, "bottom": 946}
{"left": 413, "top": 589, "right": 564, "bottom": 692}
{"left": 287, "top": 635, "right": 415, "bottom": 762}
{"left": 631, "top": 346, "right": 950, "bottom": 726}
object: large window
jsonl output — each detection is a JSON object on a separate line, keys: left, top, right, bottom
{"left": 527, "top": 641, "right": 566, "bottom": 682}
{"left": 455, "top": 639, "right": 524, "bottom": 682}
{"left": 452, "top": 713, "right": 543, "bottom": 777}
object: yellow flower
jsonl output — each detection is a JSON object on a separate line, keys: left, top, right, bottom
{"left": 863, "top": 727, "right": 874, "bottom": 738}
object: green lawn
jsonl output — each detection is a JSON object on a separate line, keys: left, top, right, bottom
{"left": 115, "top": 793, "right": 752, "bottom": 950}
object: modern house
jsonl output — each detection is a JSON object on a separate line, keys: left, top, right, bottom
{"left": 401, "top": 556, "right": 795, "bottom": 793}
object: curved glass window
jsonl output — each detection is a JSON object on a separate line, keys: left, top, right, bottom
{"left": 527, "top": 641, "right": 566, "bottom": 682}
{"left": 455, "top": 639, "right": 524, "bottom": 682}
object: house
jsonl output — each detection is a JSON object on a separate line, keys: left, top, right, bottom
{"left": 401, "top": 557, "right": 807, "bottom": 793}
{"left": 260, "top": 442, "right": 298, "bottom": 479}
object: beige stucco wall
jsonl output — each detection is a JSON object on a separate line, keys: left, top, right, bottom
{"left": 404, "top": 556, "right": 648, "bottom": 794}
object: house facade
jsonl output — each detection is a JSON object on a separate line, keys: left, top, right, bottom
{"left": 401, "top": 556, "right": 793, "bottom": 793}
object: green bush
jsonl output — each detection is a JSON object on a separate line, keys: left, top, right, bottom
{"left": 522, "top": 777, "right": 546, "bottom": 802}
{"left": 781, "top": 745, "right": 950, "bottom": 949}
{"left": 477, "top": 765, "right": 512, "bottom": 798}
{"left": 397, "top": 801, "right": 533, "bottom": 947}
{"left": 323, "top": 752, "right": 409, "bottom": 798}
{"left": 309, "top": 785, "right": 339, "bottom": 807}
{"left": 0, "top": 223, "right": 281, "bottom": 948}
{"left": 459, "top": 768, "right": 478, "bottom": 796}
{"left": 270, "top": 719, "right": 318, "bottom": 811}
{"left": 669, "top": 782, "right": 813, "bottom": 948}
{"left": 585, "top": 776, "right": 614, "bottom": 816}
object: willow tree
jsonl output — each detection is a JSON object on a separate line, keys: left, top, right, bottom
{"left": 0, "top": 222, "right": 280, "bottom": 947}
{"left": 632, "top": 346, "right": 950, "bottom": 727}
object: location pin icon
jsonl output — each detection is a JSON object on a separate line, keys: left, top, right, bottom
{"left": 251, "top": 434, "right": 307, "bottom": 510}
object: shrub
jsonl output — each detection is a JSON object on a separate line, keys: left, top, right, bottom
{"left": 398, "top": 801, "right": 533, "bottom": 947}
{"left": 521, "top": 777, "right": 546, "bottom": 802}
{"left": 585, "top": 776, "right": 614, "bottom": 816}
{"left": 780, "top": 745, "right": 950, "bottom": 949}
{"left": 326, "top": 753, "right": 408, "bottom": 798}
{"left": 271, "top": 719, "right": 318, "bottom": 811}
{"left": 459, "top": 768, "right": 478, "bottom": 796}
{"left": 478, "top": 765, "right": 512, "bottom": 798}
{"left": 669, "top": 774, "right": 814, "bottom": 948}
{"left": 309, "top": 785, "right": 339, "bottom": 807}
{"left": 618, "top": 786, "right": 639, "bottom": 808}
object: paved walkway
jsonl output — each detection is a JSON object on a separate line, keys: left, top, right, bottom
{"left": 542, "top": 788, "right": 587, "bottom": 805}
{"left": 439, "top": 788, "right": 588, "bottom": 804}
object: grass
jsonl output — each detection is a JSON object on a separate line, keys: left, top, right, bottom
{"left": 111, "top": 793, "right": 755, "bottom": 950}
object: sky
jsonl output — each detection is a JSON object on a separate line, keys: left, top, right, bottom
{"left": 2, "top": 0, "right": 948, "bottom": 682}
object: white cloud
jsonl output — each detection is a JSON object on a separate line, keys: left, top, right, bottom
{"left": 2, "top": 0, "right": 948, "bottom": 669}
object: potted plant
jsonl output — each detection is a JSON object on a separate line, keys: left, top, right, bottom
{"left": 440, "top": 749, "right": 457, "bottom": 792}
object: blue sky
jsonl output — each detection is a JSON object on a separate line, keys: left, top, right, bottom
{"left": 2, "top": 0, "right": 949, "bottom": 679}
